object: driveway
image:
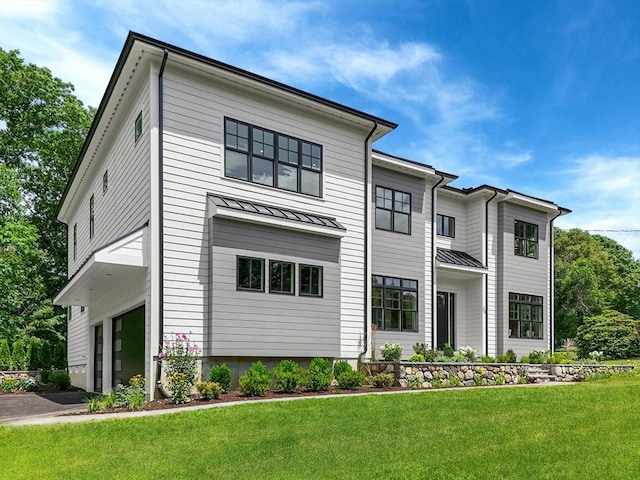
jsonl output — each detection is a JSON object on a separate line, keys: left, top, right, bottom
{"left": 0, "top": 392, "right": 93, "bottom": 425}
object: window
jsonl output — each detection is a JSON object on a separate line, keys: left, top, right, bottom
{"left": 73, "top": 223, "right": 77, "bottom": 260}
{"left": 134, "top": 111, "right": 142, "bottom": 142}
{"left": 375, "top": 186, "right": 411, "bottom": 234}
{"left": 372, "top": 275, "right": 418, "bottom": 332}
{"left": 509, "top": 293, "right": 543, "bottom": 339}
{"left": 237, "top": 257, "right": 264, "bottom": 291}
{"left": 103, "top": 170, "right": 108, "bottom": 194}
{"left": 224, "top": 118, "right": 322, "bottom": 197}
{"left": 514, "top": 220, "right": 538, "bottom": 258}
{"left": 269, "top": 260, "right": 294, "bottom": 294}
{"left": 299, "top": 264, "right": 323, "bottom": 297}
{"left": 89, "top": 195, "right": 95, "bottom": 239}
{"left": 436, "top": 214, "right": 455, "bottom": 237}
{"left": 80, "top": 306, "right": 85, "bottom": 313}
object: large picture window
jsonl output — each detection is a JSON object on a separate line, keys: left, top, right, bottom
{"left": 237, "top": 256, "right": 265, "bottom": 292}
{"left": 372, "top": 275, "right": 418, "bottom": 332}
{"left": 225, "top": 118, "right": 322, "bottom": 197}
{"left": 299, "top": 264, "right": 323, "bottom": 297}
{"left": 509, "top": 293, "right": 543, "bottom": 339}
{"left": 514, "top": 220, "right": 538, "bottom": 258}
{"left": 269, "top": 260, "right": 294, "bottom": 294}
{"left": 436, "top": 214, "right": 455, "bottom": 237}
{"left": 375, "top": 186, "right": 411, "bottom": 234}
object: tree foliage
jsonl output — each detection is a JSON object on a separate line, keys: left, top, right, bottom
{"left": 576, "top": 310, "right": 640, "bottom": 359}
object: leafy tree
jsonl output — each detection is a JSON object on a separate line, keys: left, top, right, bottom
{"left": 40, "top": 339, "right": 52, "bottom": 369}
{"left": 576, "top": 310, "right": 640, "bottom": 359}
{"left": 53, "top": 340, "right": 67, "bottom": 369}
{"left": 11, "top": 339, "right": 27, "bottom": 370}
{"left": 0, "top": 339, "right": 12, "bottom": 370}
{"left": 26, "top": 337, "right": 40, "bottom": 370}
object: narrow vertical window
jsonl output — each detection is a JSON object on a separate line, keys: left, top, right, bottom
{"left": 73, "top": 223, "right": 77, "bottom": 260}
{"left": 134, "top": 111, "right": 142, "bottom": 142}
{"left": 89, "top": 195, "right": 95, "bottom": 239}
{"left": 103, "top": 170, "right": 108, "bottom": 194}
{"left": 436, "top": 214, "right": 455, "bottom": 237}
{"left": 299, "top": 264, "right": 323, "bottom": 297}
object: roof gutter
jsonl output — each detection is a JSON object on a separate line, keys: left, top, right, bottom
{"left": 484, "top": 189, "right": 498, "bottom": 356}
{"left": 430, "top": 174, "right": 446, "bottom": 349}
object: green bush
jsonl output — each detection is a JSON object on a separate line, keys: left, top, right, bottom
{"left": 208, "top": 364, "right": 232, "bottom": 392}
{"left": 449, "top": 374, "right": 462, "bottom": 387}
{"left": 40, "top": 340, "right": 52, "bottom": 369}
{"left": 576, "top": 310, "right": 640, "bottom": 360}
{"left": 337, "top": 370, "right": 366, "bottom": 390}
{"left": 167, "top": 372, "right": 191, "bottom": 404}
{"left": 0, "top": 339, "right": 12, "bottom": 370}
{"left": 1, "top": 376, "right": 17, "bottom": 392}
{"left": 505, "top": 349, "right": 517, "bottom": 363}
{"left": 380, "top": 343, "right": 402, "bottom": 362}
{"left": 481, "top": 356, "right": 495, "bottom": 363}
{"left": 547, "top": 352, "right": 574, "bottom": 364}
{"left": 273, "top": 360, "right": 302, "bottom": 393}
{"left": 12, "top": 340, "right": 27, "bottom": 370}
{"left": 496, "top": 373, "right": 506, "bottom": 385}
{"left": 114, "top": 375, "right": 146, "bottom": 410}
{"left": 443, "top": 343, "right": 454, "bottom": 358}
{"left": 333, "top": 360, "right": 352, "bottom": 378}
{"left": 40, "top": 368, "right": 53, "bottom": 384}
{"left": 196, "top": 381, "right": 223, "bottom": 400}
{"left": 239, "top": 361, "right": 272, "bottom": 397}
{"left": 408, "top": 354, "right": 425, "bottom": 362}
{"left": 52, "top": 372, "right": 71, "bottom": 390}
{"left": 27, "top": 338, "right": 40, "bottom": 370}
{"left": 413, "top": 343, "right": 439, "bottom": 362}
{"left": 528, "top": 349, "right": 549, "bottom": 364}
{"left": 519, "top": 356, "right": 530, "bottom": 364}
{"left": 53, "top": 341, "right": 67, "bottom": 369}
{"left": 303, "top": 357, "right": 332, "bottom": 392}
{"left": 369, "top": 373, "right": 394, "bottom": 388}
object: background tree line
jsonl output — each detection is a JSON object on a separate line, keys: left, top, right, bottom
{"left": 1, "top": 49, "right": 638, "bottom": 361}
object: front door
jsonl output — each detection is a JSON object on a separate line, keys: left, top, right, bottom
{"left": 112, "top": 306, "right": 145, "bottom": 387}
{"left": 437, "top": 292, "right": 455, "bottom": 350}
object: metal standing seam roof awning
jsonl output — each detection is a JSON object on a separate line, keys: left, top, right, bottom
{"left": 436, "top": 248, "right": 487, "bottom": 278}
{"left": 53, "top": 225, "right": 148, "bottom": 306}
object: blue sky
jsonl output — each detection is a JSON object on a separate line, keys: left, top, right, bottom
{"left": 1, "top": 0, "right": 639, "bottom": 257}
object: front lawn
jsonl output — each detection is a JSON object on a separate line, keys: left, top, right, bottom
{"left": 1, "top": 376, "right": 638, "bottom": 479}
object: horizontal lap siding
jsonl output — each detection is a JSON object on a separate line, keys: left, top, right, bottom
{"left": 161, "top": 66, "right": 367, "bottom": 355}
{"left": 436, "top": 195, "right": 466, "bottom": 251}
{"left": 67, "top": 307, "right": 88, "bottom": 366}
{"left": 372, "top": 167, "right": 427, "bottom": 357}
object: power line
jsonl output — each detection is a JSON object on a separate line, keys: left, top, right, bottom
{"left": 586, "top": 229, "right": 640, "bottom": 233}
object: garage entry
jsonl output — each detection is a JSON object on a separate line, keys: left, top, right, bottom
{"left": 112, "top": 306, "right": 145, "bottom": 387}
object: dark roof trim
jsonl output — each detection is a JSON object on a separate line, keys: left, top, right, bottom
{"left": 372, "top": 149, "right": 458, "bottom": 180}
{"left": 436, "top": 248, "right": 486, "bottom": 269}
{"left": 442, "top": 184, "right": 570, "bottom": 212}
{"left": 208, "top": 194, "right": 346, "bottom": 231}
{"left": 57, "top": 31, "right": 398, "bottom": 219}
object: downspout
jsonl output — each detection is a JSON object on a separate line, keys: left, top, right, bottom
{"left": 484, "top": 190, "right": 498, "bottom": 356}
{"left": 430, "top": 175, "right": 445, "bottom": 349}
{"left": 361, "top": 121, "right": 378, "bottom": 362}
{"left": 156, "top": 49, "right": 170, "bottom": 398}
{"left": 549, "top": 209, "right": 563, "bottom": 354}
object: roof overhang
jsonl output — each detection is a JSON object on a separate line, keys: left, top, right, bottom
{"left": 54, "top": 226, "right": 148, "bottom": 306}
{"left": 436, "top": 262, "right": 488, "bottom": 280}
{"left": 372, "top": 150, "right": 458, "bottom": 183}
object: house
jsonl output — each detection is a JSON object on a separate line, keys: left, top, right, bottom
{"left": 53, "top": 32, "right": 569, "bottom": 397}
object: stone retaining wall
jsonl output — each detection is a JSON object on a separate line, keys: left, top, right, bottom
{"left": 363, "top": 362, "right": 635, "bottom": 387}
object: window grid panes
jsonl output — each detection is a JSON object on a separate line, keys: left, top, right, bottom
{"left": 514, "top": 220, "right": 538, "bottom": 258}
{"left": 269, "top": 260, "right": 294, "bottom": 295}
{"left": 237, "top": 256, "right": 265, "bottom": 292}
{"left": 437, "top": 214, "right": 455, "bottom": 238}
{"left": 372, "top": 275, "right": 418, "bottom": 332}
{"left": 508, "top": 292, "right": 543, "bottom": 339}
{"left": 225, "top": 118, "right": 322, "bottom": 197}
{"left": 300, "top": 264, "right": 323, "bottom": 297}
{"left": 375, "top": 186, "right": 411, "bottom": 234}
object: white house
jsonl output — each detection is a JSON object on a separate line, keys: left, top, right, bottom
{"left": 53, "top": 32, "right": 569, "bottom": 397}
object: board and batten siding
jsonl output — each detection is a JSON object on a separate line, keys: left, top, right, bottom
{"left": 210, "top": 218, "right": 340, "bottom": 357}
{"left": 497, "top": 202, "right": 551, "bottom": 357}
{"left": 371, "top": 166, "right": 428, "bottom": 358}
{"left": 161, "top": 65, "right": 370, "bottom": 357}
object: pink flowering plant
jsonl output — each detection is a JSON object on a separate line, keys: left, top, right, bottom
{"left": 159, "top": 333, "right": 199, "bottom": 403}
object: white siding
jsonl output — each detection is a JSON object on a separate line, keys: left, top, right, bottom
{"left": 436, "top": 194, "right": 466, "bottom": 251}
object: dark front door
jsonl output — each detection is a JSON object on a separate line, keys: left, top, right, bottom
{"left": 112, "top": 306, "right": 145, "bottom": 387}
{"left": 94, "top": 324, "right": 103, "bottom": 392}
{"left": 437, "top": 292, "right": 455, "bottom": 350}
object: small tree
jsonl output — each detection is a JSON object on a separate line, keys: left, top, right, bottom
{"left": 53, "top": 340, "right": 66, "bottom": 369}
{"left": 11, "top": 339, "right": 27, "bottom": 370}
{"left": 576, "top": 310, "right": 640, "bottom": 360}
{"left": 27, "top": 338, "right": 40, "bottom": 370}
{"left": 0, "top": 339, "right": 13, "bottom": 370}
{"left": 40, "top": 339, "right": 52, "bottom": 369}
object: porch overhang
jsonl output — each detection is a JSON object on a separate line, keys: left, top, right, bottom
{"left": 53, "top": 226, "right": 148, "bottom": 306}
{"left": 436, "top": 248, "right": 487, "bottom": 280}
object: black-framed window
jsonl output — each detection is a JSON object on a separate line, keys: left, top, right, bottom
{"left": 514, "top": 220, "right": 538, "bottom": 258}
{"left": 103, "top": 170, "right": 108, "bottom": 194}
{"left": 300, "top": 264, "right": 323, "bottom": 297}
{"left": 509, "top": 293, "right": 543, "bottom": 339}
{"left": 372, "top": 275, "right": 418, "bottom": 332}
{"left": 89, "top": 195, "right": 95, "bottom": 239}
{"left": 224, "top": 118, "right": 322, "bottom": 197}
{"left": 73, "top": 223, "right": 77, "bottom": 260}
{"left": 270, "top": 260, "right": 294, "bottom": 295}
{"left": 375, "top": 186, "right": 411, "bottom": 234}
{"left": 437, "top": 214, "right": 455, "bottom": 237}
{"left": 134, "top": 111, "right": 142, "bottom": 142}
{"left": 237, "top": 256, "right": 265, "bottom": 292}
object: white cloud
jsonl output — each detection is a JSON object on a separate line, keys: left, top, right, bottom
{"left": 0, "top": 0, "right": 58, "bottom": 18}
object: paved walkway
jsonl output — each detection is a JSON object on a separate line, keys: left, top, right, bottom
{"left": 0, "top": 392, "right": 92, "bottom": 425}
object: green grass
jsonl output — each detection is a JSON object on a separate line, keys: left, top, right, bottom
{"left": 1, "top": 376, "right": 639, "bottom": 479}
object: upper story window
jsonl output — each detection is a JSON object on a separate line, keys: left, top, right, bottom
{"left": 237, "top": 256, "right": 265, "bottom": 292}
{"left": 514, "top": 220, "right": 538, "bottom": 258}
{"left": 270, "top": 260, "right": 294, "bottom": 295}
{"left": 375, "top": 186, "right": 411, "bottom": 234}
{"left": 224, "top": 118, "right": 322, "bottom": 197}
{"left": 372, "top": 275, "right": 418, "bottom": 332}
{"left": 509, "top": 293, "right": 543, "bottom": 339}
{"left": 436, "top": 214, "right": 455, "bottom": 238}
{"left": 134, "top": 111, "right": 142, "bottom": 142}
{"left": 299, "top": 264, "right": 323, "bottom": 297}
{"left": 89, "top": 195, "right": 95, "bottom": 239}
{"left": 73, "top": 223, "right": 77, "bottom": 260}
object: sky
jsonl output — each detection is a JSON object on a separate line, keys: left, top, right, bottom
{"left": 1, "top": 0, "right": 639, "bottom": 257}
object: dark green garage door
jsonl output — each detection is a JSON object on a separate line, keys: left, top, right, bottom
{"left": 112, "top": 306, "right": 145, "bottom": 387}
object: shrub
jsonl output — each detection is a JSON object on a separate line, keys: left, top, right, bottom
{"left": 16, "top": 374, "right": 38, "bottom": 392}
{"left": 40, "top": 368, "right": 53, "bottom": 384}
{"left": 443, "top": 343, "right": 454, "bottom": 358}
{"left": 114, "top": 376, "right": 146, "bottom": 410}
{"left": 0, "top": 339, "right": 12, "bottom": 370}
{"left": 52, "top": 372, "right": 71, "bottom": 390}
{"left": 208, "top": 364, "right": 232, "bottom": 392}
{"left": 588, "top": 350, "right": 604, "bottom": 361}
{"left": 196, "top": 381, "right": 223, "bottom": 400}
{"left": 380, "top": 343, "right": 402, "bottom": 362}
{"left": 1, "top": 376, "right": 17, "bottom": 392}
{"left": 239, "top": 361, "right": 272, "bottom": 397}
{"left": 303, "top": 357, "right": 332, "bottom": 392}
{"left": 85, "top": 396, "right": 103, "bottom": 413}
{"left": 547, "top": 352, "right": 574, "bottom": 364}
{"left": 528, "top": 349, "right": 549, "bottom": 364}
{"left": 167, "top": 372, "right": 191, "bottom": 404}
{"left": 11, "top": 340, "right": 27, "bottom": 370}
{"left": 40, "top": 340, "right": 52, "bottom": 369}
{"left": 519, "top": 356, "right": 530, "bottom": 364}
{"left": 333, "top": 360, "right": 352, "bottom": 378}
{"left": 516, "top": 374, "right": 527, "bottom": 384}
{"left": 160, "top": 333, "right": 199, "bottom": 402}
{"left": 408, "top": 354, "right": 425, "bottom": 362}
{"left": 273, "top": 360, "right": 302, "bottom": 393}
{"left": 369, "top": 373, "right": 394, "bottom": 388}
{"left": 472, "top": 374, "right": 485, "bottom": 386}
{"left": 481, "top": 356, "right": 495, "bottom": 363}
{"left": 449, "top": 374, "right": 462, "bottom": 387}
{"left": 337, "top": 370, "right": 366, "bottom": 390}
{"left": 53, "top": 341, "right": 67, "bottom": 369}
{"left": 505, "top": 349, "right": 517, "bottom": 363}
{"left": 495, "top": 373, "right": 506, "bottom": 385}
{"left": 456, "top": 346, "right": 477, "bottom": 362}
{"left": 27, "top": 338, "right": 40, "bottom": 370}
{"left": 576, "top": 310, "right": 640, "bottom": 360}
{"left": 413, "top": 343, "right": 439, "bottom": 362}
{"left": 408, "top": 375, "right": 422, "bottom": 389}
